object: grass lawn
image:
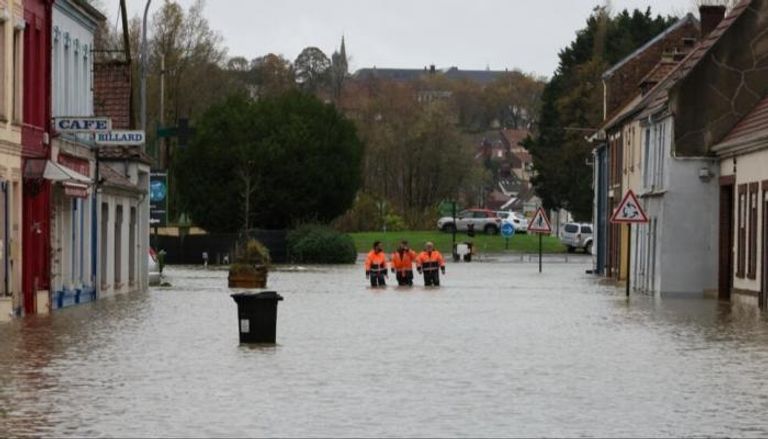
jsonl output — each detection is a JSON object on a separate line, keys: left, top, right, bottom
{"left": 350, "top": 230, "right": 567, "bottom": 254}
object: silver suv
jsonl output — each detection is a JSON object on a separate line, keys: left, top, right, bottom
{"left": 560, "top": 223, "right": 593, "bottom": 254}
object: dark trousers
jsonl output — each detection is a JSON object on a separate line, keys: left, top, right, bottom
{"left": 423, "top": 270, "right": 440, "bottom": 286}
{"left": 396, "top": 270, "right": 414, "bottom": 286}
{"left": 370, "top": 271, "right": 386, "bottom": 287}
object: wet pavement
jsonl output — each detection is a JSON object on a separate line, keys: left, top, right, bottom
{"left": 3, "top": 256, "right": 768, "bottom": 437}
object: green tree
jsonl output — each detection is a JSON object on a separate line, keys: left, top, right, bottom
{"left": 528, "top": 7, "right": 677, "bottom": 220}
{"left": 294, "top": 47, "right": 331, "bottom": 94}
{"left": 175, "top": 92, "right": 363, "bottom": 232}
{"left": 251, "top": 53, "right": 296, "bottom": 98}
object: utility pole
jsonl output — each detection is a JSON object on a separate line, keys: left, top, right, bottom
{"left": 119, "top": 0, "right": 135, "bottom": 129}
{"left": 140, "top": 0, "right": 152, "bottom": 149}
{"left": 159, "top": 55, "right": 165, "bottom": 167}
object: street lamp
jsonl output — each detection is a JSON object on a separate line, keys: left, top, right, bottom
{"left": 140, "top": 0, "right": 152, "bottom": 149}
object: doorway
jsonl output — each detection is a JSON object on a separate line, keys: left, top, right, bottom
{"left": 719, "top": 180, "right": 734, "bottom": 301}
{"left": 762, "top": 183, "right": 768, "bottom": 310}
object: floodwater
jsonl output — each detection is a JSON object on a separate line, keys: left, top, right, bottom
{"left": 3, "top": 255, "right": 768, "bottom": 437}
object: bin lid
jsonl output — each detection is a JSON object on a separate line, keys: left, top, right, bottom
{"left": 231, "top": 290, "right": 284, "bottom": 301}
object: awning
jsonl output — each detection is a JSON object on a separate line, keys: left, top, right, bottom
{"left": 43, "top": 160, "right": 91, "bottom": 184}
{"left": 43, "top": 161, "right": 92, "bottom": 198}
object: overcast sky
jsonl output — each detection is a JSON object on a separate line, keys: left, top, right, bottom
{"left": 115, "top": 0, "right": 696, "bottom": 77}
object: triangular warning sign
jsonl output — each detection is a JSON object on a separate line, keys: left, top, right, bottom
{"left": 527, "top": 207, "right": 552, "bottom": 234}
{"left": 610, "top": 189, "right": 649, "bottom": 224}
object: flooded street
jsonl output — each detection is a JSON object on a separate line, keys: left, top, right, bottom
{"left": 3, "top": 257, "right": 768, "bottom": 437}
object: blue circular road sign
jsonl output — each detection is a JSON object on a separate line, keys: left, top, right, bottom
{"left": 501, "top": 222, "right": 515, "bottom": 237}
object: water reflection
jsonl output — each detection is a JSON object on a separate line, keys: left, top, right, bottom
{"left": 0, "top": 260, "right": 767, "bottom": 437}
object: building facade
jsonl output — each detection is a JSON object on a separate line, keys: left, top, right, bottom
{"left": 21, "top": 0, "right": 53, "bottom": 315}
{"left": 593, "top": 0, "right": 768, "bottom": 300}
{"left": 713, "top": 97, "right": 768, "bottom": 308}
{"left": 0, "top": 0, "right": 24, "bottom": 319}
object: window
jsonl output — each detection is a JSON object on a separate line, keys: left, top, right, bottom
{"left": 63, "top": 33, "right": 70, "bottom": 112}
{"left": 83, "top": 49, "right": 89, "bottom": 113}
{"left": 0, "top": 19, "right": 6, "bottom": 121}
{"left": 564, "top": 224, "right": 579, "bottom": 233}
{"left": 129, "top": 207, "right": 136, "bottom": 285}
{"left": 11, "top": 25, "right": 20, "bottom": 123}
{"left": 643, "top": 127, "right": 651, "bottom": 188}
{"left": 114, "top": 205, "right": 122, "bottom": 285}
{"left": 748, "top": 183, "right": 758, "bottom": 279}
{"left": 656, "top": 123, "right": 665, "bottom": 188}
{"left": 737, "top": 184, "right": 747, "bottom": 278}
{"left": 100, "top": 203, "right": 108, "bottom": 287}
{"left": 642, "top": 122, "right": 667, "bottom": 191}
{"left": 581, "top": 225, "right": 593, "bottom": 234}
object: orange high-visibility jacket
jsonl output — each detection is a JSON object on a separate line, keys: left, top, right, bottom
{"left": 416, "top": 250, "right": 446, "bottom": 271}
{"left": 391, "top": 249, "right": 418, "bottom": 273}
{"left": 364, "top": 251, "right": 388, "bottom": 273}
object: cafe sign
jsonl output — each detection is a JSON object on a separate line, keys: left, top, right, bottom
{"left": 53, "top": 117, "right": 111, "bottom": 133}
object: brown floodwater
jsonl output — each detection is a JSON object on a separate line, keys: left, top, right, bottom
{"left": 2, "top": 255, "right": 768, "bottom": 437}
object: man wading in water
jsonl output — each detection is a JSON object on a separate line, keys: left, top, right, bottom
{"left": 391, "top": 240, "right": 417, "bottom": 286}
{"left": 364, "top": 241, "right": 388, "bottom": 287}
{"left": 416, "top": 242, "right": 446, "bottom": 287}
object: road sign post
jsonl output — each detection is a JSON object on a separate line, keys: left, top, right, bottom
{"left": 610, "top": 190, "right": 649, "bottom": 297}
{"left": 501, "top": 221, "right": 515, "bottom": 250}
{"left": 528, "top": 207, "right": 552, "bottom": 273}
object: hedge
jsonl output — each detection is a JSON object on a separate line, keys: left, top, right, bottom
{"left": 287, "top": 225, "right": 357, "bottom": 264}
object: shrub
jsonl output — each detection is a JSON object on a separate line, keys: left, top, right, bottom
{"left": 384, "top": 213, "right": 407, "bottom": 232}
{"left": 332, "top": 192, "right": 380, "bottom": 232}
{"left": 233, "top": 239, "right": 271, "bottom": 266}
{"left": 288, "top": 225, "right": 357, "bottom": 264}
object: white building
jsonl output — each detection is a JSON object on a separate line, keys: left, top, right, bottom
{"left": 96, "top": 147, "right": 151, "bottom": 297}
{"left": 631, "top": 113, "right": 719, "bottom": 296}
{"left": 47, "top": 0, "right": 150, "bottom": 311}
{"left": 0, "top": 0, "right": 24, "bottom": 319}
{"left": 48, "top": 0, "right": 104, "bottom": 309}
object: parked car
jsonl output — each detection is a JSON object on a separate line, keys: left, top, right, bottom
{"left": 495, "top": 211, "right": 528, "bottom": 234}
{"left": 437, "top": 208, "right": 502, "bottom": 235}
{"left": 560, "top": 223, "right": 593, "bottom": 254}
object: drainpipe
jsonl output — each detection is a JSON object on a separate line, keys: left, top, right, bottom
{"left": 602, "top": 79, "right": 607, "bottom": 121}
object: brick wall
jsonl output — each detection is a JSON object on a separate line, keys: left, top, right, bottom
{"left": 94, "top": 61, "right": 132, "bottom": 129}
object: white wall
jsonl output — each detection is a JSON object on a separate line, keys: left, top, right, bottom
{"left": 52, "top": 2, "right": 96, "bottom": 119}
{"left": 633, "top": 116, "right": 719, "bottom": 296}
{"left": 98, "top": 161, "right": 149, "bottom": 296}
{"left": 659, "top": 157, "right": 719, "bottom": 295}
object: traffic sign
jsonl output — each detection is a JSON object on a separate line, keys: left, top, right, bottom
{"left": 501, "top": 222, "right": 515, "bottom": 237}
{"left": 610, "top": 189, "right": 648, "bottom": 224}
{"left": 527, "top": 207, "right": 552, "bottom": 234}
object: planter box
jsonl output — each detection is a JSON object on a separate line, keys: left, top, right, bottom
{"left": 228, "top": 266, "right": 268, "bottom": 289}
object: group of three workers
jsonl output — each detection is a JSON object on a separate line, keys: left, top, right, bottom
{"left": 364, "top": 240, "right": 446, "bottom": 287}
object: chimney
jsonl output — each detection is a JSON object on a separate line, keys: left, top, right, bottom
{"left": 429, "top": 64, "right": 436, "bottom": 74}
{"left": 700, "top": 5, "right": 726, "bottom": 37}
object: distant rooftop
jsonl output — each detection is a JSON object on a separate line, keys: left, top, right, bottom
{"left": 353, "top": 65, "right": 510, "bottom": 85}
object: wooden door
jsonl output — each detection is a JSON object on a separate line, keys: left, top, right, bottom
{"left": 762, "top": 185, "right": 768, "bottom": 310}
{"left": 719, "top": 182, "right": 734, "bottom": 300}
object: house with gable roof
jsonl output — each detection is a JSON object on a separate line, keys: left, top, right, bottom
{"left": 592, "top": 12, "right": 701, "bottom": 280}
{"left": 594, "top": 0, "right": 768, "bottom": 298}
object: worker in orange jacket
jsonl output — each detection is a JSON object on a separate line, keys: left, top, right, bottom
{"left": 416, "top": 241, "right": 446, "bottom": 286}
{"left": 390, "top": 240, "right": 417, "bottom": 286}
{"left": 364, "top": 241, "right": 388, "bottom": 287}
